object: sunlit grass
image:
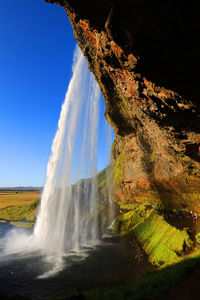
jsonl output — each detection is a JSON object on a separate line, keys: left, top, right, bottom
{"left": 10, "top": 221, "right": 34, "bottom": 228}
{"left": 133, "top": 210, "right": 193, "bottom": 267}
{"left": 0, "top": 190, "right": 40, "bottom": 222}
{"left": 114, "top": 203, "right": 195, "bottom": 267}
{"left": 0, "top": 190, "right": 40, "bottom": 209}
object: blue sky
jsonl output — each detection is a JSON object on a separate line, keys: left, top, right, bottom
{"left": 0, "top": 0, "right": 113, "bottom": 187}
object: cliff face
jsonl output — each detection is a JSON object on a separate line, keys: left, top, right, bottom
{"left": 45, "top": 0, "right": 200, "bottom": 210}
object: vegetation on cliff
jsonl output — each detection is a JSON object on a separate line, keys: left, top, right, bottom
{"left": 133, "top": 211, "right": 193, "bottom": 266}
{"left": 113, "top": 201, "right": 200, "bottom": 267}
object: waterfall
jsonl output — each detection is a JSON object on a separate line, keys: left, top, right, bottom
{"left": 106, "top": 122, "right": 115, "bottom": 226}
{"left": 2, "top": 45, "right": 114, "bottom": 277}
{"left": 33, "top": 46, "right": 100, "bottom": 257}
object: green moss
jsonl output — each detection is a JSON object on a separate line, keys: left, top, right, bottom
{"left": 182, "top": 192, "right": 200, "bottom": 209}
{"left": 113, "top": 149, "right": 125, "bottom": 185}
{"left": 195, "top": 233, "right": 200, "bottom": 245}
{"left": 112, "top": 217, "right": 121, "bottom": 233}
{"left": 133, "top": 210, "right": 193, "bottom": 267}
{"left": 95, "top": 165, "right": 114, "bottom": 231}
{"left": 96, "top": 166, "right": 111, "bottom": 203}
{"left": 96, "top": 166, "right": 112, "bottom": 197}
{"left": 181, "top": 155, "right": 191, "bottom": 162}
{"left": 114, "top": 202, "right": 194, "bottom": 267}
{"left": 141, "top": 151, "right": 155, "bottom": 162}
{"left": 0, "top": 198, "right": 39, "bottom": 222}
{"left": 10, "top": 221, "right": 34, "bottom": 229}
{"left": 116, "top": 203, "right": 153, "bottom": 235}
{"left": 119, "top": 203, "right": 136, "bottom": 210}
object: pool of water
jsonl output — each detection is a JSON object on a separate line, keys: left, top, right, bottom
{"left": 0, "top": 224, "right": 139, "bottom": 299}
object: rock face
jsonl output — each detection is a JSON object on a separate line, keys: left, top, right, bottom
{"left": 45, "top": 0, "right": 200, "bottom": 210}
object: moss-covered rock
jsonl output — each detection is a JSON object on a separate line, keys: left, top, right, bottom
{"left": 114, "top": 203, "right": 195, "bottom": 267}
{"left": 113, "top": 148, "right": 125, "bottom": 186}
{"left": 96, "top": 165, "right": 117, "bottom": 233}
{"left": 133, "top": 210, "right": 193, "bottom": 267}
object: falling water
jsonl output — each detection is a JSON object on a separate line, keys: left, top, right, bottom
{"left": 2, "top": 45, "right": 114, "bottom": 278}
{"left": 106, "top": 122, "right": 115, "bottom": 227}
{"left": 33, "top": 46, "right": 100, "bottom": 257}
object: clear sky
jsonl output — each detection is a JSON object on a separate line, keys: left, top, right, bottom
{"left": 0, "top": 0, "right": 114, "bottom": 187}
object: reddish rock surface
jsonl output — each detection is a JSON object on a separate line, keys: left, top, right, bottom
{"left": 44, "top": 0, "right": 200, "bottom": 210}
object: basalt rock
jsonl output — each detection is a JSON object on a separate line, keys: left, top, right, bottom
{"left": 44, "top": 0, "right": 200, "bottom": 210}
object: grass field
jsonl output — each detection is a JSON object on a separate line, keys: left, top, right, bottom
{"left": 0, "top": 190, "right": 40, "bottom": 209}
{"left": 0, "top": 190, "right": 40, "bottom": 223}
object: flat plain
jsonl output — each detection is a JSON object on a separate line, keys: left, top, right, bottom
{"left": 0, "top": 190, "right": 40, "bottom": 222}
{"left": 0, "top": 190, "right": 40, "bottom": 209}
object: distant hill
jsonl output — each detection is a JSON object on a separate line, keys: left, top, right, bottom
{"left": 0, "top": 186, "right": 42, "bottom": 191}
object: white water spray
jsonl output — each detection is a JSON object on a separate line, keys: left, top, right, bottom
{"left": 106, "top": 122, "right": 115, "bottom": 227}
{"left": 33, "top": 46, "right": 100, "bottom": 257}
{"left": 2, "top": 46, "right": 114, "bottom": 277}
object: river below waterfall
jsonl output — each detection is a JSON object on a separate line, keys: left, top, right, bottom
{"left": 0, "top": 222, "right": 145, "bottom": 300}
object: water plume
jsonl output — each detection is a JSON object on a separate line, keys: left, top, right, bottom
{"left": 2, "top": 45, "right": 114, "bottom": 277}
{"left": 105, "top": 122, "right": 115, "bottom": 226}
{"left": 34, "top": 46, "right": 100, "bottom": 257}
